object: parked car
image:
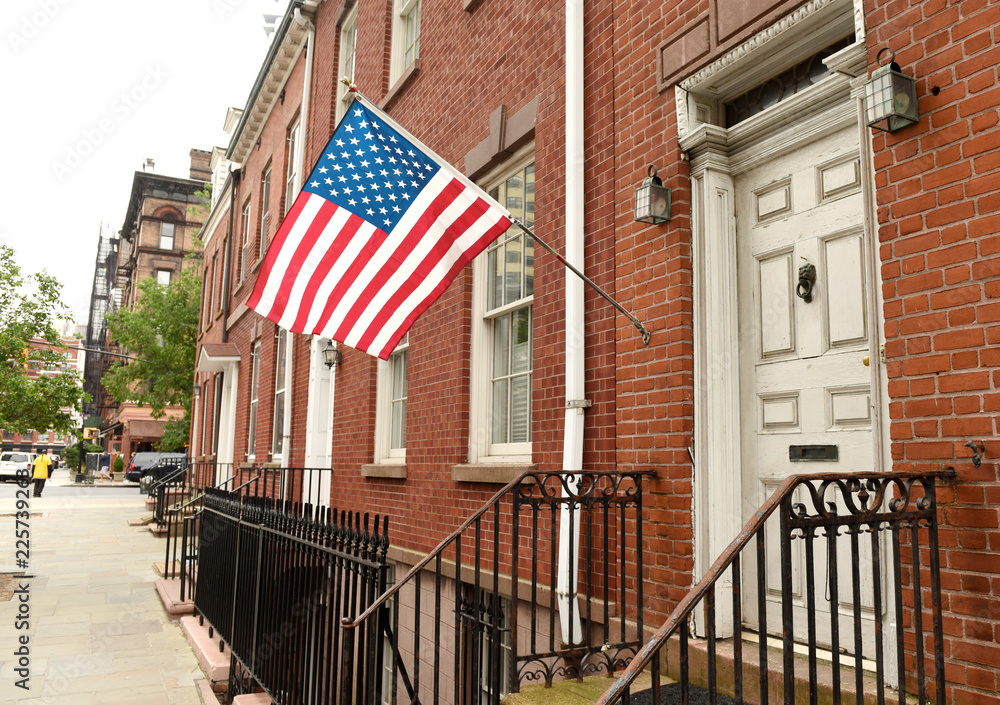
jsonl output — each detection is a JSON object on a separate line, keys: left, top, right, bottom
{"left": 0, "top": 452, "right": 36, "bottom": 482}
{"left": 125, "top": 452, "right": 188, "bottom": 483}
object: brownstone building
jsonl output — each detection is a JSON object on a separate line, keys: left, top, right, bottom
{"left": 190, "top": 0, "right": 999, "bottom": 702}
{"left": 96, "top": 152, "right": 209, "bottom": 458}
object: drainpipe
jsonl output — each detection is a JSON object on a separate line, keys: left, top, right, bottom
{"left": 556, "top": 0, "right": 586, "bottom": 647}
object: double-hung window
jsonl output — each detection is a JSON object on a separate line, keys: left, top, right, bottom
{"left": 337, "top": 6, "right": 358, "bottom": 120}
{"left": 247, "top": 342, "right": 261, "bottom": 458}
{"left": 471, "top": 156, "right": 535, "bottom": 463}
{"left": 240, "top": 201, "right": 252, "bottom": 281}
{"left": 272, "top": 329, "right": 287, "bottom": 458}
{"left": 375, "top": 335, "right": 408, "bottom": 463}
{"left": 285, "top": 121, "right": 300, "bottom": 215}
{"left": 390, "top": 0, "right": 421, "bottom": 84}
{"left": 159, "top": 221, "right": 175, "bottom": 250}
{"left": 155, "top": 269, "right": 171, "bottom": 287}
{"left": 260, "top": 166, "right": 271, "bottom": 258}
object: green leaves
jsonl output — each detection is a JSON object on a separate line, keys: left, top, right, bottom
{"left": 0, "top": 245, "right": 84, "bottom": 435}
{"left": 103, "top": 263, "right": 201, "bottom": 450}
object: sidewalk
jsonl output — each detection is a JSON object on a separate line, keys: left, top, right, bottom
{"left": 0, "top": 474, "right": 208, "bottom": 704}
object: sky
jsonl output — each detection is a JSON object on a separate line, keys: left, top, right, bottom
{"left": 0, "top": 0, "right": 286, "bottom": 327}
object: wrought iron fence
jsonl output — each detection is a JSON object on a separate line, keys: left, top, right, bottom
{"left": 342, "top": 468, "right": 654, "bottom": 704}
{"left": 596, "top": 468, "right": 956, "bottom": 705}
{"left": 159, "top": 464, "right": 332, "bottom": 587}
{"left": 194, "top": 489, "right": 389, "bottom": 704}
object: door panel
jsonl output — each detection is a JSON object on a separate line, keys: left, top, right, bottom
{"left": 737, "top": 122, "right": 879, "bottom": 653}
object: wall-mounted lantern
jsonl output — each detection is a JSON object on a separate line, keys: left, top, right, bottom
{"left": 864, "top": 48, "right": 918, "bottom": 133}
{"left": 634, "top": 165, "right": 671, "bottom": 225}
{"left": 322, "top": 340, "right": 341, "bottom": 369}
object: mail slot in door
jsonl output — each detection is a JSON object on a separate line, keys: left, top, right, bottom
{"left": 788, "top": 444, "right": 839, "bottom": 462}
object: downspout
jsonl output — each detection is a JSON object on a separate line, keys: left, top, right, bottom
{"left": 556, "top": 0, "right": 586, "bottom": 647}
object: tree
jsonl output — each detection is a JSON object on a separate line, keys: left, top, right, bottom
{"left": 103, "top": 263, "right": 201, "bottom": 452}
{"left": 0, "top": 245, "right": 85, "bottom": 435}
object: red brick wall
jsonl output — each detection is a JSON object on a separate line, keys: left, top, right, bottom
{"left": 304, "top": 0, "right": 620, "bottom": 558}
{"left": 868, "top": 0, "right": 1000, "bottom": 701}
{"left": 611, "top": 0, "right": 699, "bottom": 620}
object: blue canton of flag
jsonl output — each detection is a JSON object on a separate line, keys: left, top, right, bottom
{"left": 300, "top": 107, "right": 440, "bottom": 233}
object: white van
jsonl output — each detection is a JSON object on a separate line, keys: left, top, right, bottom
{"left": 0, "top": 452, "right": 35, "bottom": 482}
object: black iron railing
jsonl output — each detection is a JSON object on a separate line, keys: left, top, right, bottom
{"left": 194, "top": 489, "right": 389, "bottom": 704}
{"left": 343, "top": 468, "right": 653, "bottom": 704}
{"left": 147, "top": 457, "right": 190, "bottom": 526}
{"left": 160, "top": 462, "right": 236, "bottom": 585}
{"left": 161, "top": 465, "right": 334, "bottom": 610}
{"left": 596, "top": 469, "right": 955, "bottom": 705}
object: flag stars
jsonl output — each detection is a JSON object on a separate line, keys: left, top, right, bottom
{"left": 324, "top": 178, "right": 333, "bottom": 185}
{"left": 310, "top": 180, "right": 319, "bottom": 187}
{"left": 318, "top": 166, "right": 329, "bottom": 174}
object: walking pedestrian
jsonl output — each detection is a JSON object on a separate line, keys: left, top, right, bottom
{"left": 32, "top": 448, "right": 52, "bottom": 497}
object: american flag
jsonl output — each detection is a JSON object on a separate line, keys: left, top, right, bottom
{"left": 248, "top": 96, "right": 513, "bottom": 359}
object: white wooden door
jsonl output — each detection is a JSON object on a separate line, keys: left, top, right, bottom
{"left": 736, "top": 121, "right": 879, "bottom": 652}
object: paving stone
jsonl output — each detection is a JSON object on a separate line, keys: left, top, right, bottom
{"left": 0, "top": 488, "right": 205, "bottom": 704}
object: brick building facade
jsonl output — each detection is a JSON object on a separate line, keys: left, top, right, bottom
{"left": 100, "top": 153, "right": 209, "bottom": 457}
{"left": 192, "top": 0, "right": 998, "bottom": 701}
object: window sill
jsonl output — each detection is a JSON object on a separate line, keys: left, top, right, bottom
{"left": 379, "top": 59, "right": 421, "bottom": 112}
{"left": 361, "top": 463, "right": 408, "bottom": 480}
{"left": 451, "top": 463, "right": 534, "bottom": 485}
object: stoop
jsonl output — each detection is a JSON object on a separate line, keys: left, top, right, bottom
{"left": 155, "top": 577, "right": 195, "bottom": 616}
{"left": 659, "top": 632, "right": 906, "bottom": 705}
{"left": 181, "top": 615, "right": 231, "bottom": 686}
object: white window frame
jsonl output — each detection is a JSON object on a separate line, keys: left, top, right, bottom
{"left": 469, "top": 148, "right": 535, "bottom": 464}
{"left": 337, "top": 4, "right": 359, "bottom": 121}
{"left": 260, "top": 166, "right": 271, "bottom": 259}
{"left": 374, "top": 335, "right": 408, "bottom": 464}
{"left": 240, "top": 201, "right": 252, "bottom": 281}
{"left": 390, "top": 0, "right": 421, "bottom": 85}
{"left": 209, "top": 254, "right": 218, "bottom": 319}
{"left": 285, "top": 120, "right": 300, "bottom": 215}
{"left": 247, "top": 342, "right": 261, "bottom": 460}
{"left": 159, "top": 221, "right": 175, "bottom": 250}
{"left": 272, "top": 328, "right": 287, "bottom": 459}
{"left": 155, "top": 269, "right": 171, "bottom": 286}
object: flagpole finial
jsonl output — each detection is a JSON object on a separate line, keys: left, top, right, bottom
{"left": 340, "top": 76, "right": 357, "bottom": 93}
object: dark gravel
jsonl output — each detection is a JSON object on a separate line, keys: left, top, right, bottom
{"left": 625, "top": 682, "right": 738, "bottom": 705}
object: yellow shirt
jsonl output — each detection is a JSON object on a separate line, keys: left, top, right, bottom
{"left": 32, "top": 455, "right": 51, "bottom": 479}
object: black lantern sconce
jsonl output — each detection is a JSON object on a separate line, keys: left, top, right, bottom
{"left": 322, "top": 340, "right": 341, "bottom": 369}
{"left": 864, "top": 48, "right": 918, "bottom": 133}
{"left": 192, "top": 383, "right": 200, "bottom": 399}
{"left": 634, "top": 165, "right": 671, "bottom": 225}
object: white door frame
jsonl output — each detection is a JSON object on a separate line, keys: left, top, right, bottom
{"left": 677, "top": 0, "right": 889, "bottom": 645}
{"left": 303, "top": 335, "right": 334, "bottom": 507}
